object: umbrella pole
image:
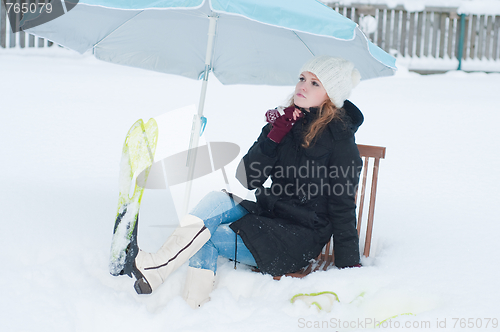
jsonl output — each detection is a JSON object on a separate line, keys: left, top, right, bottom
{"left": 182, "top": 15, "right": 218, "bottom": 216}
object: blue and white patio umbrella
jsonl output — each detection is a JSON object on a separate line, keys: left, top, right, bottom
{"left": 21, "top": 0, "right": 396, "bottom": 212}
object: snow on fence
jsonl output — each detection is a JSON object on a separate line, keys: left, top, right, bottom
{"left": 0, "top": 0, "right": 54, "bottom": 48}
{"left": 2, "top": 1, "right": 500, "bottom": 71}
{"left": 327, "top": 2, "right": 500, "bottom": 70}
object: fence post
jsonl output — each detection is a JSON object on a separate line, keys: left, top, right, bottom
{"left": 9, "top": 0, "right": 17, "bottom": 47}
{"left": 1, "top": 0, "right": 6, "bottom": 48}
{"left": 457, "top": 14, "right": 466, "bottom": 70}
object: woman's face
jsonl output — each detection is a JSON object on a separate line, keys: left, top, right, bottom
{"left": 293, "top": 71, "right": 329, "bottom": 109}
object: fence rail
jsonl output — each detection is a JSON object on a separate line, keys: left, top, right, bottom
{"left": 2, "top": 1, "right": 500, "bottom": 70}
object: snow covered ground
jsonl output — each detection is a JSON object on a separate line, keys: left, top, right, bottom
{"left": 1, "top": 47, "right": 499, "bottom": 331}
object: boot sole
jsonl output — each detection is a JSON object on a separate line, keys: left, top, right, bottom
{"left": 132, "top": 262, "right": 153, "bottom": 295}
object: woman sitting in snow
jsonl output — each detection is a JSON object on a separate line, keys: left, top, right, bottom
{"left": 131, "top": 56, "right": 364, "bottom": 308}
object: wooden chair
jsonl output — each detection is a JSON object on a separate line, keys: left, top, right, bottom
{"left": 273, "top": 144, "right": 386, "bottom": 280}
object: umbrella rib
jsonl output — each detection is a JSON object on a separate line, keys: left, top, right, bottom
{"left": 292, "top": 31, "right": 315, "bottom": 56}
{"left": 92, "top": 10, "right": 145, "bottom": 50}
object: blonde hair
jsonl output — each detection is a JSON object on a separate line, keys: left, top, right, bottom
{"left": 287, "top": 97, "right": 344, "bottom": 148}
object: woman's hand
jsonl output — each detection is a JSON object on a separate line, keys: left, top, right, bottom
{"left": 266, "top": 106, "right": 303, "bottom": 143}
{"left": 265, "top": 106, "right": 302, "bottom": 124}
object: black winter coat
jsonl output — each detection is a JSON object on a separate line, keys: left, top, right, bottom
{"left": 229, "top": 100, "right": 363, "bottom": 276}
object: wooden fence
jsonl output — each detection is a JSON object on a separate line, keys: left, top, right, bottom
{"left": 2, "top": 1, "right": 500, "bottom": 67}
{"left": 328, "top": 2, "right": 500, "bottom": 64}
{"left": 1, "top": 0, "right": 54, "bottom": 48}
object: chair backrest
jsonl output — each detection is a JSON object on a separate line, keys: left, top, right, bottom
{"left": 274, "top": 144, "right": 386, "bottom": 279}
{"left": 356, "top": 144, "right": 386, "bottom": 258}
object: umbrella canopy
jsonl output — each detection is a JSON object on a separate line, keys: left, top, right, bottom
{"left": 21, "top": 0, "right": 396, "bottom": 84}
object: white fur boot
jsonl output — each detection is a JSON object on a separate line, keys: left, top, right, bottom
{"left": 133, "top": 215, "right": 211, "bottom": 294}
{"left": 182, "top": 267, "right": 216, "bottom": 309}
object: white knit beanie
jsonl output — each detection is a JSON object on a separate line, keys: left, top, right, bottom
{"left": 300, "top": 56, "right": 361, "bottom": 108}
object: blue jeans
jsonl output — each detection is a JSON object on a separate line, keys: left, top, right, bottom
{"left": 188, "top": 191, "right": 257, "bottom": 273}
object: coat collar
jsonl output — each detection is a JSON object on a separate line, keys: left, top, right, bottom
{"left": 290, "top": 100, "right": 363, "bottom": 143}
{"left": 294, "top": 105, "right": 319, "bottom": 122}
{"left": 294, "top": 100, "right": 363, "bottom": 134}
{"left": 327, "top": 100, "right": 364, "bottom": 138}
